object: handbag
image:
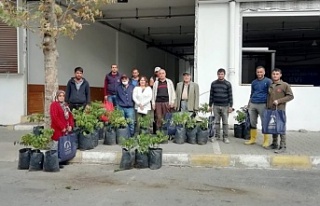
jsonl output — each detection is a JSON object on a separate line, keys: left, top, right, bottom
{"left": 58, "top": 133, "right": 77, "bottom": 162}
{"left": 262, "top": 108, "right": 286, "bottom": 135}
{"left": 100, "top": 101, "right": 114, "bottom": 122}
{"left": 164, "top": 112, "right": 176, "bottom": 136}
{"left": 208, "top": 111, "right": 215, "bottom": 137}
{"left": 244, "top": 110, "right": 251, "bottom": 130}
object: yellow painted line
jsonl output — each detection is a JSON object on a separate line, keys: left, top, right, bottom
{"left": 115, "top": 152, "right": 122, "bottom": 164}
{"left": 190, "top": 154, "right": 230, "bottom": 167}
{"left": 69, "top": 150, "right": 83, "bottom": 163}
{"left": 271, "top": 155, "right": 311, "bottom": 169}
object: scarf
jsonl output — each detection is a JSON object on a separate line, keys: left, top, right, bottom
{"left": 59, "top": 101, "right": 71, "bottom": 120}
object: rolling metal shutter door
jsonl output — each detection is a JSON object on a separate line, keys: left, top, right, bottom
{"left": 0, "top": 21, "right": 17, "bottom": 73}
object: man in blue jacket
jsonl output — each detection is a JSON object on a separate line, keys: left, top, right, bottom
{"left": 245, "top": 66, "right": 272, "bottom": 148}
{"left": 65, "top": 67, "right": 90, "bottom": 111}
{"left": 116, "top": 74, "right": 135, "bottom": 137}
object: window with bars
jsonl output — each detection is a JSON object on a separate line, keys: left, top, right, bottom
{"left": 0, "top": 21, "right": 18, "bottom": 73}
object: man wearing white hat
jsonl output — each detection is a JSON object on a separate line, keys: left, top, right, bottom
{"left": 149, "top": 66, "right": 161, "bottom": 88}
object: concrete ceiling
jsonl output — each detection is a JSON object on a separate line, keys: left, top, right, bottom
{"left": 98, "top": 0, "right": 196, "bottom": 60}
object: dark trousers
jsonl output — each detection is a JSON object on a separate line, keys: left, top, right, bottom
{"left": 69, "top": 103, "right": 86, "bottom": 112}
{"left": 155, "top": 102, "right": 171, "bottom": 130}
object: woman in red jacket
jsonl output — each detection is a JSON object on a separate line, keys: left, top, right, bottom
{"left": 50, "top": 90, "right": 74, "bottom": 144}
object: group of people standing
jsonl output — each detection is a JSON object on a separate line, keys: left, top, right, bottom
{"left": 49, "top": 64, "right": 294, "bottom": 154}
{"left": 103, "top": 64, "right": 200, "bottom": 136}
{"left": 207, "top": 66, "right": 294, "bottom": 153}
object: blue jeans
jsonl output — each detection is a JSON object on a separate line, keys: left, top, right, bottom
{"left": 107, "top": 95, "right": 117, "bottom": 107}
{"left": 117, "top": 106, "right": 135, "bottom": 136}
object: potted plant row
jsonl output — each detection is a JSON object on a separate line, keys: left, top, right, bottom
{"left": 72, "top": 102, "right": 104, "bottom": 150}
{"left": 164, "top": 110, "right": 210, "bottom": 145}
{"left": 17, "top": 128, "right": 60, "bottom": 172}
{"left": 103, "top": 109, "right": 131, "bottom": 145}
{"left": 119, "top": 131, "right": 168, "bottom": 170}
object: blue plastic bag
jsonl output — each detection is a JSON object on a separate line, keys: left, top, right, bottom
{"left": 58, "top": 133, "right": 77, "bottom": 162}
{"left": 208, "top": 114, "right": 215, "bottom": 137}
{"left": 245, "top": 110, "right": 251, "bottom": 130}
{"left": 262, "top": 109, "right": 286, "bottom": 135}
{"left": 164, "top": 113, "right": 176, "bottom": 136}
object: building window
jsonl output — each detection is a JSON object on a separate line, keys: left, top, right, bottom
{"left": 242, "top": 16, "right": 320, "bottom": 86}
{"left": 0, "top": 21, "right": 18, "bottom": 73}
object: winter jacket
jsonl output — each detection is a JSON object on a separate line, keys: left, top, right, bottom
{"left": 116, "top": 84, "right": 135, "bottom": 108}
{"left": 132, "top": 86, "right": 152, "bottom": 111}
{"left": 65, "top": 77, "right": 90, "bottom": 105}
{"left": 267, "top": 80, "right": 294, "bottom": 111}
{"left": 50, "top": 101, "right": 74, "bottom": 141}
{"left": 152, "top": 78, "right": 176, "bottom": 106}
{"left": 104, "top": 72, "right": 121, "bottom": 96}
{"left": 175, "top": 81, "right": 199, "bottom": 112}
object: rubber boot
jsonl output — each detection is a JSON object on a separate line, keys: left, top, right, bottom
{"left": 244, "top": 129, "right": 257, "bottom": 145}
{"left": 275, "top": 135, "right": 286, "bottom": 154}
{"left": 266, "top": 135, "right": 278, "bottom": 150}
{"left": 262, "top": 134, "right": 269, "bottom": 148}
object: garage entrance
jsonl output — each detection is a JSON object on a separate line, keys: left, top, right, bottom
{"left": 241, "top": 15, "right": 320, "bottom": 86}
{"left": 99, "top": 0, "right": 195, "bottom": 83}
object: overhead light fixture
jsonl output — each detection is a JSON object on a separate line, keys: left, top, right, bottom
{"left": 312, "top": 40, "right": 317, "bottom": 46}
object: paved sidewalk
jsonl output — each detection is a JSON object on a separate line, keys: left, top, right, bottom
{"left": 1, "top": 126, "right": 320, "bottom": 170}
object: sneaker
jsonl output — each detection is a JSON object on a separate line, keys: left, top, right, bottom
{"left": 265, "top": 143, "right": 278, "bottom": 150}
{"left": 274, "top": 147, "right": 286, "bottom": 154}
{"left": 209, "top": 137, "right": 215, "bottom": 143}
{"left": 223, "top": 138, "right": 230, "bottom": 144}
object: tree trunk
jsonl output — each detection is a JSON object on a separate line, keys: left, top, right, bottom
{"left": 42, "top": 0, "right": 58, "bottom": 128}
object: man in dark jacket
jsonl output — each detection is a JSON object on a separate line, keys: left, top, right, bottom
{"left": 65, "top": 67, "right": 90, "bottom": 111}
{"left": 104, "top": 64, "right": 121, "bottom": 106}
{"left": 116, "top": 74, "right": 135, "bottom": 137}
{"left": 209, "top": 68, "right": 233, "bottom": 144}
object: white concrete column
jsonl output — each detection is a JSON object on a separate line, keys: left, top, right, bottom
{"left": 228, "top": 0, "right": 236, "bottom": 85}
{"left": 193, "top": 0, "right": 199, "bottom": 83}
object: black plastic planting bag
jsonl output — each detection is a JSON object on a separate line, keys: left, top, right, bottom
{"left": 116, "top": 127, "right": 129, "bottom": 145}
{"left": 196, "top": 129, "right": 209, "bottom": 145}
{"left": 174, "top": 126, "right": 186, "bottom": 144}
{"left": 98, "top": 127, "right": 105, "bottom": 140}
{"left": 29, "top": 149, "right": 44, "bottom": 171}
{"left": 18, "top": 148, "right": 31, "bottom": 170}
{"left": 186, "top": 127, "right": 197, "bottom": 144}
{"left": 135, "top": 151, "right": 149, "bottom": 169}
{"left": 79, "top": 133, "right": 94, "bottom": 150}
{"left": 139, "top": 127, "right": 150, "bottom": 135}
{"left": 92, "top": 130, "right": 99, "bottom": 147}
{"left": 120, "top": 148, "right": 135, "bottom": 170}
{"left": 104, "top": 127, "right": 116, "bottom": 145}
{"left": 43, "top": 150, "right": 60, "bottom": 172}
{"left": 148, "top": 148, "right": 162, "bottom": 170}
{"left": 33, "top": 126, "right": 44, "bottom": 136}
{"left": 234, "top": 124, "right": 243, "bottom": 138}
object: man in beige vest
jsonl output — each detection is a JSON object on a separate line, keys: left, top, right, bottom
{"left": 175, "top": 72, "right": 199, "bottom": 113}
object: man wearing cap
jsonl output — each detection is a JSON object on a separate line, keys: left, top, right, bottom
{"left": 116, "top": 74, "right": 135, "bottom": 137}
{"left": 175, "top": 72, "right": 199, "bottom": 113}
{"left": 152, "top": 69, "right": 176, "bottom": 130}
{"left": 149, "top": 67, "right": 161, "bottom": 88}
{"left": 104, "top": 64, "right": 121, "bottom": 106}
